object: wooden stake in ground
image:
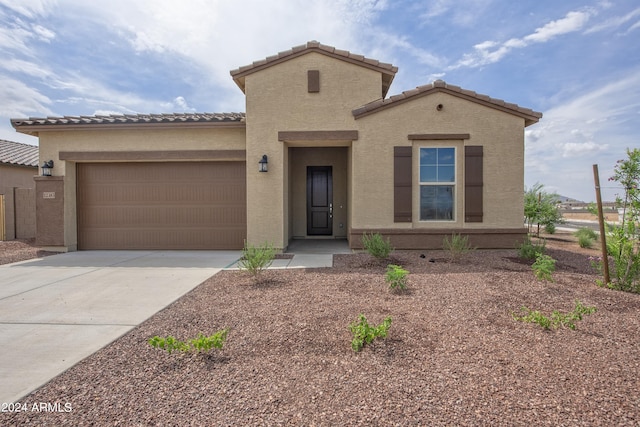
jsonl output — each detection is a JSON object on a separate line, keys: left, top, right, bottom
{"left": 593, "top": 164, "right": 611, "bottom": 285}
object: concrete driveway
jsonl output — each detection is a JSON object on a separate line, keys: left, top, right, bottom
{"left": 0, "top": 250, "right": 240, "bottom": 404}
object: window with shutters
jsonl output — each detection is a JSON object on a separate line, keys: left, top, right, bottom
{"left": 419, "top": 147, "right": 455, "bottom": 221}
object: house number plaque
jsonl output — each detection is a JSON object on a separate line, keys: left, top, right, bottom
{"left": 43, "top": 192, "right": 56, "bottom": 199}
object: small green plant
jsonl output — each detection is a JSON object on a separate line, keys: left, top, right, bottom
{"left": 512, "top": 300, "right": 597, "bottom": 330}
{"left": 349, "top": 314, "right": 392, "bottom": 352}
{"left": 385, "top": 264, "right": 408, "bottom": 291}
{"left": 575, "top": 228, "right": 597, "bottom": 248}
{"left": 148, "top": 329, "right": 229, "bottom": 354}
{"left": 361, "top": 232, "right": 393, "bottom": 259}
{"left": 518, "top": 237, "right": 546, "bottom": 260}
{"left": 532, "top": 253, "right": 556, "bottom": 281}
{"left": 442, "top": 233, "right": 475, "bottom": 261}
{"left": 148, "top": 335, "right": 189, "bottom": 354}
{"left": 544, "top": 222, "right": 556, "bottom": 234}
{"left": 189, "top": 331, "right": 229, "bottom": 352}
{"left": 238, "top": 241, "right": 275, "bottom": 278}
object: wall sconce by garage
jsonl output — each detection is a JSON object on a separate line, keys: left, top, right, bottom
{"left": 41, "top": 160, "right": 54, "bottom": 176}
{"left": 259, "top": 155, "right": 268, "bottom": 173}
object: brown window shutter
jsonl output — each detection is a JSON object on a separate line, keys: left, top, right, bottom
{"left": 394, "top": 146, "right": 412, "bottom": 222}
{"left": 465, "top": 146, "right": 483, "bottom": 222}
{"left": 308, "top": 70, "right": 320, "bottom": 93}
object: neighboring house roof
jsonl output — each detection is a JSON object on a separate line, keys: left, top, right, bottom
{"left": 11, "top": 113, "right": 246, "bottom": 136}
{"left": 230, "top": 40, "right": 398, "bottom": 97}
{"left": 352, "top": 80, "right": 543, "bottom": 126}
{"left": 0, "top": 139, "right": 38, "bottom": 168}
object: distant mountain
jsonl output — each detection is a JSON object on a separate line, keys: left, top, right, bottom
{"left": 554, "top": 195, "right": 584, "bottom": 204}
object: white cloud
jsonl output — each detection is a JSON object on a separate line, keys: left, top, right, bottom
{"left": 584, "top": 7, "right": 640, "bottom": 34}
{"left": 0, "top": 74, "right": 53, "bottom": 117}
{"left": 525, "top": 70, "right": 640, "bottom": 201}
{"left": 450, "top": 9, "right": 594, "bottom": 69}
{"left": 0, "top": 0, "right": 56, "bottom": 19}
{"left": 524, "top": 10, "right": 591, "bottom": 43}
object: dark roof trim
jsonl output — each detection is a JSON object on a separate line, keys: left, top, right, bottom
{"left": 278, "top": 130, "right": 358, "bottom": 142}
{"left": 231, "top": 41, "right": 397, "bottom": 97}
{"left": 408, "top": 133, "right": 470, "bottom": 140}
{"left": 11, "top": 113, "right": 246, "bottom": 136}
{"left": 353, "top": 80, "right": 543, "bottom": 127}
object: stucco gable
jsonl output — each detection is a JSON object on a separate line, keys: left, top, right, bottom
{"left": 230, "top": 41, "right": 398, "bottom": 97}
{"left": 352, "top": 80, "right": 543, "bottom": 126}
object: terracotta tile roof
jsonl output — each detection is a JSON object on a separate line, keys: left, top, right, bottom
{"left": 230, "top": 41, "right": 398, "bottom": 97}
{"left": 0, "top": 139, "right": 39, "bottom": 167}
{"left": 352, "top": 80, "right": 543, "bottom": 126}
{"left": 11, "top": 113, "right": 246, "bottom": 135}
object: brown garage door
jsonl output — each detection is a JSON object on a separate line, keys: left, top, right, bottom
{"left": 77, "top": 162, "right": 246, "bottom": 250}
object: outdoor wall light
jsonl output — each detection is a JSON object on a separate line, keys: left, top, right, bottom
{"left": 41, "top": 160, "right": 54, "bottom": 176}
{"left": 259, "top": 154, "right": 268, "bottom": 173}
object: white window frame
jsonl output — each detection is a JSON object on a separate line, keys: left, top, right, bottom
{"left": 419, "top": 146, "right": 456, "bottom": 221}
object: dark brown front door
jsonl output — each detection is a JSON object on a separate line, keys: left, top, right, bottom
{"left": 307, "top": 166, "right": 333, "bottom": 235}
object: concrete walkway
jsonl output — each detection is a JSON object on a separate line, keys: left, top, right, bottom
{"left": 0, "top": 243, "right": 349, "bottom": 403}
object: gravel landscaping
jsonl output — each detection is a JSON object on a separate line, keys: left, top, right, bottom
{"left": 2, "top": 235, "right": 640, "bottom": 426}
{"left": 0, "top": 239, "right": 56, "bottom": 265}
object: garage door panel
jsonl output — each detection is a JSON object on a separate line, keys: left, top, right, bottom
{"left": 77, "top": 162, "right": 247, "bottom": 250}
{"left": 79, "top": 205, "right": 246, "bottom": 227}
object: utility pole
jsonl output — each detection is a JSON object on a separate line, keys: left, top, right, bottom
{"left": 593, "top": 164, "right": 610, "bottom": 285}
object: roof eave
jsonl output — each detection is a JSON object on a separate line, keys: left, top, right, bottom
{"left": 352, "top": 84, "right": 542, "bottom": 125}
{"left": 11, "top": 119, "right": 247, "bottom": 135}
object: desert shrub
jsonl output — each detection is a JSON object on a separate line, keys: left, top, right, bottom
{"left": 442, "top": 233, "right": 475, "bottom": 261}
{"left": 362, "top": 232, "right": 393, "bottom": 259}
{"left": 385, "top": 264, "right": 408, "bottom": 291}
{"left": 238, "top": 241, "right": 275, "bottom": 278}
{"left": 149, "top": 329, "right": 229, "bottom": 354}
{"left": 532, "top": 254, "right": 556, "bottom": 281}
{"left": 518, "top": 237, "right": 546, "bottom": 260}
{"left": 349, "top": 314, "right": 392, "bottom": 352}
{"left": 575, "top": 228, "right": 597, "bottom": 248}
{"left": 578, "top": 234, "right": 594, "bottom": 248}
{"left": 512, "top": 300, "right": 597, "bottom": 330}
{"left": 575, "top": 227, "right": 598, "bottom": 241}
{"left": 544, "top": 222, "right": 556, "bottom": 234}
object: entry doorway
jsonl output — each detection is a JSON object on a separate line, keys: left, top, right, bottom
{"left": 307, "top": 166, "right": 333, "bottom": 235}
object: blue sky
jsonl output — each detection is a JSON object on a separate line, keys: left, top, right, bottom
{"left": 1, "top": 0, "right": 638, "bottom": 202}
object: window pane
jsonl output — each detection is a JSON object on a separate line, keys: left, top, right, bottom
{"left": 420, "top": 148, "right": 437, "bottom": 165}
{"left": 420, "top": 165, "right": 437, "bottom": 182}
{"left": 420, "top": 185, "right": 454, "bottom": 220}
{"left": 437, "top": 148, "right": 455, "bottom": 165}
{"left": 438, "top": 165, "right": 455, "bottom": 182}
{"left": 420, "top": 147, "right": 455, "bottom": 183}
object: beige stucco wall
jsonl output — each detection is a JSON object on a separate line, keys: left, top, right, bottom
{"left": 244, "top": 52, "right": 381, "bottom": 248}
{"left": 36, "top": 126, "right": 246, "bottom": 250}
{"left": 0, "top": 164, "right": 37, "bottom": 240}
{"left": 352, "top": 91, "right": 526, "bottom": 230}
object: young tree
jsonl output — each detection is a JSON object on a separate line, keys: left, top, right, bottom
{"left": 524, "top": 183, "right": 563, "bottom": 237}
{"left": 606, "top": 148, "right": 640, "bottom": 292}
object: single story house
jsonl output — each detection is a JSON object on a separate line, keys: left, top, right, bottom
{"left": 0, "top": 139, "right": 38, "bottom": 240}
{"left": 11, "top": 41, "right": 542, "bottom": 252}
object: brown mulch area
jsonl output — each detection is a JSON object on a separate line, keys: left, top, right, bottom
{"left": 2, "top": 234, "right": 640, "bottom": 426}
